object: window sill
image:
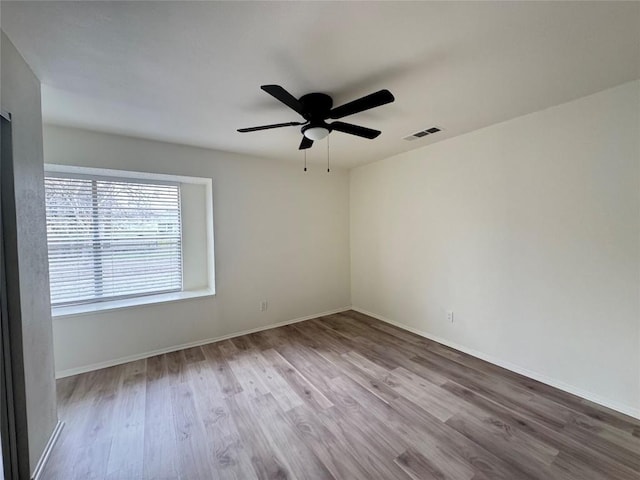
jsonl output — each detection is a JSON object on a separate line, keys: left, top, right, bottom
{"left": 51, "top": 288, "right": 215, "bottom": 319}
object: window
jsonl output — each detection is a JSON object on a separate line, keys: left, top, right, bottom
{"left": 45, "top": 173, "right": 183, "bottom": 306}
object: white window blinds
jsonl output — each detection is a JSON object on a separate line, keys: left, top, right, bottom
{"left": 45, "top": 173, "right": 183, "bottom": 306}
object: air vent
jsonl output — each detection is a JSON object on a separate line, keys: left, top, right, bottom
{"left": 403, "top": 126, "right": 442, "bottom": 141}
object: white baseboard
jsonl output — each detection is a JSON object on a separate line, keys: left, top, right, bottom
{"left": 351, "top": 306, "right": 640, "bottom": 420}
{"left": 31, "top": 420, "right": 64, "bottom": 480}
{"left": 55, "top": 306, "right": 351, "bottom": 378}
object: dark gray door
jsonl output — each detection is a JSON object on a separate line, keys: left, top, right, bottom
{"left": 1, "top": 111, "right": 19, "bottom": 480}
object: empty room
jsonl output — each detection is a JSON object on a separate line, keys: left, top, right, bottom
{"left": 1, "top": 1, "right": 639, "bottom": 479}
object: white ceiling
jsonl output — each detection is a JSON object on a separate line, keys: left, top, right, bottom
{"left": 2, "top": 1, "right": 639, "bottom": 168}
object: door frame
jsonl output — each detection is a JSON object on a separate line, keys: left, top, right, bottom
{"left": 1, "top": 109, "right": 20, "bottom": 480}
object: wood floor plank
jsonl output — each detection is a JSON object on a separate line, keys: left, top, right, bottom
{"left": 48, "top": 310, "right": 640, "bottom": 480}
{"left": 329, "top": 375, "right": 477, "bottom": 480}
{"left": 327, "top": 378, "right": 407, "bottom": 456}
{"left": 40, "top": 401, "right": 92, "bottom": 479}
{"left": 245, "top": 349, "right": 305, "bottom": 411}
{"left": 395, "top": 448, "right": 458, "bottom": 480}
{"left": 72, "top": 365, "right": 124, "bottom": 480}
{"left": 445, "top": 409, "right": 559, "bottom": 480}
{"left": 230, "top": 335, "right": 254, "bottom": 352}
{"left": 182, "top": 346, "right": 206, "bottom": 364}
{"left": 549, "top": 451, "right": 633, "bottom": 480}
{"left": 64, "top": 370, "right": 105, "bottom": 409}
{"left": 71, "top": 438, "right": 113, "bottom": 480}
{"left": 276, "top": 341, "right": 343, "bottom": 385}
{"left": 312, "top": 317, "right": 403, "bottom": 370}
{"left": 55, "top": 374, "right": 81, "bottom": 415}
{"left": 250, "top": 393, "right": 335, "bottom": 479}
{"left": 559, "top": 417, "right": 640, "bottom": 471}
{"left": 224, "top": 347, "right": 294, "bottom": 408}
{"left": 201, "top": 341, "right": 243, "bottom": 396}
{"left": 410, "top": 353, "right": 568, "bottom": 429}
{"left": 225, "top": 392, "right": 294, "bottom": 480}
{"left": 316, "top": 405, "right": 412, "bottom": 479}
{"left": 186, "top": 355, "right": 257, "bottom": 480}
{"left": 170, "top": 382, "right": 215, "bottom": 480}
{"left": 597, "top": 422, "right": 640, "bottom": 453}
{"left": 105, "top": 359, "right": 147, "bottom": 480}
{"left": 389, "top": 366, "right": 465, "bottom": 422}
{"left": 143, "top": 354, "right": 180, "bottom": 480}
{"left": 391, "top": 396, "right": 537, "bottom": 480}
{"left": 286, "top": 405, "right": 373, "bottom": 479}
{"left": 256, "top": 326, "right": 295, "bottom": 349}
{"left": 261, "top": 348, "right": 334, "bottom": 411}
{"left": 340, "top": 351, "right": 459, "bottom": 421}
{"left": 314, "top": 347, "right": 401, "bottom": 405}
{"left": 225, "top": 352, "right": 270, "bottom": 398}
{"left": 300, "top": 320, "right": 355, "bottom": 354}
{"left": 245, "top": 331, "right": 277, "bottom": 351}
{"left": 441, "top": 380, "right": 640, "bottom": 480}
{"left": 165, "top": 350, "right": 187, "bottom": 385}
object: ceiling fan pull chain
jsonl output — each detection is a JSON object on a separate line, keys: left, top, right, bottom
{"left": 304, "top": 150, "right": 307, "bottom": 172}
{"left": 327, "top": 135, "right": 330, "bottom": 173}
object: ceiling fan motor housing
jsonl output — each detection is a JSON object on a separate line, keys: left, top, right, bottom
{"left": 299, "top": 93, "right": 333, "bottom": 121}
{"left": 299, "top": 93, "right": 333, "bottom": 139}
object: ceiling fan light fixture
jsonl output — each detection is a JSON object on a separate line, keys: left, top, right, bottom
{"left": 303, "top": 126, "right": 330, "bottom": 141}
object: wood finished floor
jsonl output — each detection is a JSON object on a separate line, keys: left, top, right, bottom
{"left": 45, "top": 311, "right": 640, "bottom": 480}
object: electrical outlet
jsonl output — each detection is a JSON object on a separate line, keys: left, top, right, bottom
{"left": 260, "top": 300, "right": 268, "bottom": 312}
{"left": 447, "top": 311, "right": 454, "bottom": 323}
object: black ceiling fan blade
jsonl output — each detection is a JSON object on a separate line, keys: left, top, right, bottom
{"left": 237, "top": 121, "right": 305, "bottom": 133}
{"left": 330, "top": 121, "right": 381, "bottom": 139}
{"left": 261, "top": 85, "right": 305, "bottom": 115}
{"left": 329, "top": 89, "right": 395, "bottom": 119}
{"left": 299, "top": 136, "right": 313, "bottom": 150}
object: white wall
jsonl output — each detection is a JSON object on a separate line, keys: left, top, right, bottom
{"left": 1, "top": 32, "right": 58, "bottom": 475}
{"left": 44, "top": 125, "right": 351, "bottom": 375}
{"left": 351, "top": 80, "right": 640, "bottom": 417}
{"left": 180, "top": 182, "right": 209, "bottom": 289}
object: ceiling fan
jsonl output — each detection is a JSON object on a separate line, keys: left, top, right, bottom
{"left": 237, "top": 85, "right": 395, "bottom": 150}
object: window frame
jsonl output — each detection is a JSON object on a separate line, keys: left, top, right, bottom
{"left": 44, "top": 164, "right": 216, "bottom": 318}
{"left": 45, "top": 171, "right": 185, "bottom": 306}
